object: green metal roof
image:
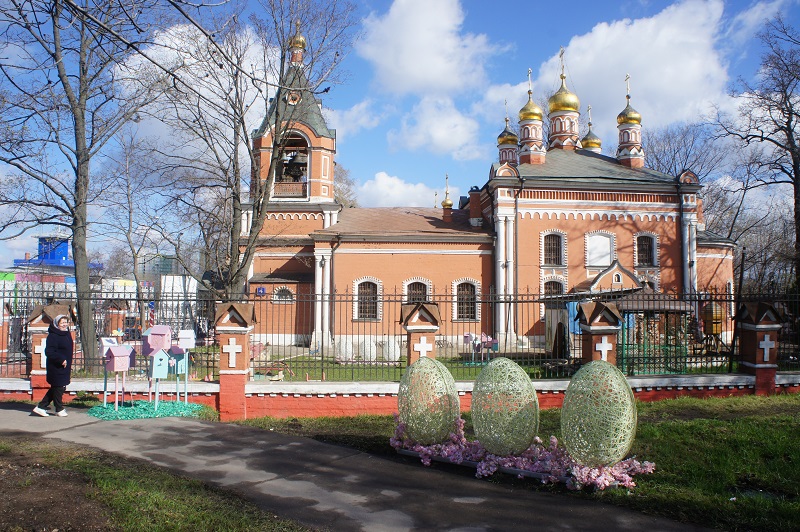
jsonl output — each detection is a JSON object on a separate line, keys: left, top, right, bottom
{"left": 493, "top": 149, "right": 677, "bottom": 186}
{"left": 252, "top": 64, "right": 335, "bottom": 140}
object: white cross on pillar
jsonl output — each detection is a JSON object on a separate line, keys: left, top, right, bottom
{"left": 223, "top": 338, "right": 243, "bottom": 368}
{"left": 596, "top": 336, "right": 613, "bottom": 361}
{"left": 34, "top": 337, "right": 47, "bottom": 367}
{"left": 414, "top": 336, "right": 434, "bottom": 358}
{"left": 759, "top": 334, "right": 775, "bottom": 363}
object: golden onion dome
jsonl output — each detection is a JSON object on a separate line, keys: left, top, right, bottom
{"left": 288, "top": 21, "right": 306, "bottom": 50}
{"left": 617, "top": 96, "right": 641, "bottom": 125}
{"left": 548, "top": 74, "right": 580, "bottom": 113}
{"left": 519, "top": 91, "right": 543, "bottom": 121}
{"left": 581, "top": 125, "right": 602, "bottom": 149}
{"left": 441, "top": 196, "right": 453, "bottom": 209}
{"left": 497, "top": 118, "right": 518, "bottom": 146}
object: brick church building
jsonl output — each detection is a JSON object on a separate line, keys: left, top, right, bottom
{"left": 243, "top": 26, "right": 734, "bottom": 351}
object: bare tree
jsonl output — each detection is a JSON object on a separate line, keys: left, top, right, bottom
{"left": 148, "top": 1, "right": 358, "bottom": 300}
{"left": 643, "top": 122, "right": 727, "bottom": 182}
{"left": 334, "top": 163, "right": 359, "bottom": 208}
{"left": 0, "top": 1, "right": 174, "bottom": 358}
{"left": 94, "top": 130, "right": 179, "bottom": 325}
{"left": 716, "top": 15, "right": 800, "bottom": 289}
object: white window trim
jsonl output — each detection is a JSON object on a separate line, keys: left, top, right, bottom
{"left": 353, "top": 276, "right": 383, "bottom": 321}
{"left": 633, "top": 231, "right": 659, "bottom": 268}
{"left": 540, "top": 229, "right": 568, "bottom": 267}
{"left": 272, "top": 286, "right": 295, "bottom": 304}
{"left": 585, "top": 230, "right": 616, "bottom": 268}
{"left": 402, "top": 277, "right": 433, "bottom": 303}
{"left": 451, "top": 278, "right": 481, "bottom": 322}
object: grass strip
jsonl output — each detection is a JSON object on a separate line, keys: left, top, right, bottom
{"left": 0, "top": 436, "right": 309, "bottom": 532}
{"left": 239, "top": 394, "right": 800, "bottom": 530}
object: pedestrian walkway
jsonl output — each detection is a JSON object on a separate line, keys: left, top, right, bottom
{"left": 3, "top": 403, "right": 705, "bottom": 531}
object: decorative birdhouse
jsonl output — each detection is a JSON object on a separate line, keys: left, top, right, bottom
{"left": 169, "top": 346, "right": 188, "bottom": 375}
{"left": 142, "top": 325, "right": 172, "bottom": 357}
{"left": 105, "top": 345, "right": 133, "bottom": 373}
{"left": 149, "top": 349, "right": 171, "bottom": 379}
{"left": 178, "top": 330, "right": 196, "bottom": 350}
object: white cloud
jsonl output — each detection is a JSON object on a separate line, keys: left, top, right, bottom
{"left": 471, "top": 81, "right": 530, "bottom": 124}
{"left": 357, "top": 0, "right": 493, "bottom": 96}
{"left": 356, "top": 171, "right": 458, "bottom": 207}
{"left": 725, "top": 0, "right": 789, "bottom": 44}
{"left": 387, "top": 96, "right": 487, "bottom": 160}
{"left": 523, "top": 0, "right": 731, "bottom": 144}
{"left": 324, "top": 99, "right": 385, "bottom": 142}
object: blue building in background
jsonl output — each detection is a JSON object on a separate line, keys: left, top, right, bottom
{"left": 12, "top": 235, "right": 102, "bottom": 282}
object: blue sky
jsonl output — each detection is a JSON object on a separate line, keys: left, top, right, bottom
{"left": 325, "top": 0, "right": 799, "bottom": 207}
{"left": 2, "top": 0, "right": 799, "bottom": 267}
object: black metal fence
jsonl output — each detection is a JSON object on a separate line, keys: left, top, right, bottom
{"left": 2, "top": 288, "right": 799, "bottom": 381}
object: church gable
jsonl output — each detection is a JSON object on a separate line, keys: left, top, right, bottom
{"left": 573, "top": 259, "right": 641, "bottom": 294}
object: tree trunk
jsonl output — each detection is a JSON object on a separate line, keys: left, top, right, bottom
{"left": 72, "top": 206, "right": 97, "bottom": 363}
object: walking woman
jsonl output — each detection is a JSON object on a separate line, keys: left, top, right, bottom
{"left": 32, "top": 314, "right": 73, "bottom": 417}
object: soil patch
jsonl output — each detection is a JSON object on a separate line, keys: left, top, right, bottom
{"left": 0, "top": 434, "right": 119, "bottom": 532}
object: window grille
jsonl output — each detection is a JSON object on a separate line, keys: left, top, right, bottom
{"left": 456, "top": 283, "right": 477, "bottom": 320}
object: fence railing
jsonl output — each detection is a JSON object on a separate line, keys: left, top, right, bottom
{"left": 2, "top": 288, "right": 799, "bottom": 381}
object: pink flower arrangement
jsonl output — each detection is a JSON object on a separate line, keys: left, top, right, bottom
{"left": 391, "top": 414, "right": 655, "bottom": 491}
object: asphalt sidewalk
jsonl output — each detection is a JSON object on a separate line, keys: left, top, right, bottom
{"left": 1, "top": 403, "right": 705, "bottom": 532}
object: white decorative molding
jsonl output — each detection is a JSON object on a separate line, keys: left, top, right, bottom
{"left": 451, "top": 278, "right": 481, "bottom": 322}
{"left": 265, "top": 212, "right": 323, "bottom": 221}
{"left": 585, "top": 230, "right": 617, "bottom": 267}
{"left": 402, "top": 277, "right": 433, "bottom": 301}
{"left": 272, "top": 286, "right": 295, "bottom": 304}
{"left": 521, "top": 210, "right": 677, "bottom": 222}
{"left": 633, "top": 231, "right": 660, "bottom": 268}
{"left": 540, "top": 274, "right": 567, "bottom": 294}
{"left": 540, "top": 229, "right": 568, "bottom": 267}
{"left": 353, "top": 276, "right": 383, "bottom": 321}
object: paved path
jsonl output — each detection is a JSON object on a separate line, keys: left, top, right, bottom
{"left": 2, "top": 403, "right": 706, "bottom": 531}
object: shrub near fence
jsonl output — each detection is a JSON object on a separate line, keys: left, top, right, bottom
{"left": 2, "top": 288, "right": 799, "bottom": 382}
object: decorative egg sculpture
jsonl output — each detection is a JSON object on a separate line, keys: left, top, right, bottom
{"left": 398, "top": 357, "right": 460, "bottom": 445}
{"left": 561, "top": 360, "right": 637, "bottom": 467}
{"left": 471, "top": 357, "right": 539, "bottom": 456}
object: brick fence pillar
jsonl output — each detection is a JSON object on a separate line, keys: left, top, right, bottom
{"left": 400, "top": 302, "right": 441, "bottom": 366}
{"left": 215, "top": 303, "right": 256, "bottom": 421}
{"left": 577, "top": 302, "right": 623, "bottom": 365}
{"left": 0, "top": 304, "right": 10, "bottom": 364}
{"left": 737, "top": 303, "right": 781, "bottom": 396}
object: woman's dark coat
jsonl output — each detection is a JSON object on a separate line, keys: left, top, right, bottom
{"left": 44, "top": 322, "right": 73, "bottom": 387}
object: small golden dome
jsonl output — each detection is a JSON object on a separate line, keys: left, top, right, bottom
{"left": 617, "top": 96, "right": 641, "bottom": 125}
{"left": 288, "top": 21, "right": 306, "bottom": 50}
{"left": 497, "top": 118, "right": 518, "bottom": 146}
{"left": 548, "top": 74, "right": 580, "bottom": 113}
{"left": 519, "top": 91, "right": 543, "bottom": 121}
{"left": 441, "top": 196, "right": 453, "bottom": 209}
{"left": 581, "top": 125, "right": 601, "bottom": 149}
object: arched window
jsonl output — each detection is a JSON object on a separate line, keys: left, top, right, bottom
{"left": 279, "top": 134, "right": 309, "bottom": 183}
{"left": 544, "top": 281, "right": 564, "bottom": 295}
{"left": 587, "top": 233, "right": 614, "bottom": 267}
{"left": 406, "top": 281, "right": 427, "bottom": 303}
{"left": 637, "top": 235, "right": 655, "bottom": 267}
{"left": 357, "top": 282, "right": 378, "bottom": 320}
{"left": 544, "top": 234, "right": 563, "bottom": 266}
{"left": 456, "top": 282, "right": 477, "bottom": 320}
{"left": 273, "top": 287, "right": 294, "bottom": 303}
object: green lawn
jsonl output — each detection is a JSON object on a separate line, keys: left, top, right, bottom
{"left": 240, "top": 394, "right": 800, "bottom": 531}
